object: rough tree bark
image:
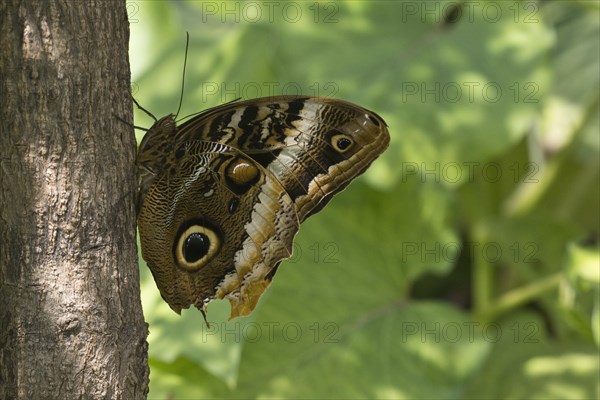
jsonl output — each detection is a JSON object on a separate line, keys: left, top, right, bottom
{"left": 0, "top": 1, "right": 149, "bottom": 398}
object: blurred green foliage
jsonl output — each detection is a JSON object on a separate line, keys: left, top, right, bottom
{"left": 130, "top": 1, "right": 599, "bottom": 398}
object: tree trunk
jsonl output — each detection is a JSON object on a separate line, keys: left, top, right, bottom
{"left": 0, "top": 1, "right": 148, "bottom": 398}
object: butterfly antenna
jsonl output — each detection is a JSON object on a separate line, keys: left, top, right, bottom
{"left": 175, "top": 32, "right": 190, "bottom": 120}
{"left": 132, "top": 97, "right": 157, "bottom": 122}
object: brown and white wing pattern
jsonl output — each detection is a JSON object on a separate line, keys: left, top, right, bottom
{"left": 137, "top": 96, "right": 389, "bottom": 318}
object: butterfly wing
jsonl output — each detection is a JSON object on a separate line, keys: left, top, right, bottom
{"left": 174, "top": 96, "right": 390, "bottom": 221}
{"left": 137, "top": 96, "right": 389, "bottom": 318}
{"left": 138, "top": 139, "right": 299, "bottom": 317}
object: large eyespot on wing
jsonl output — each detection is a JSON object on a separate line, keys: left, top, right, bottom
{"left": 222, "top": 156, "right": 260, "bottom": 195}
{"left": 174, "top": 222, "right": 222, "bottom": 272}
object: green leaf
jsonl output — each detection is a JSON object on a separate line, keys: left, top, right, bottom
{"left": 465, "top": 312, "right": 599, "bottom": 400}
{"left": 140, "top": 262, "right": 244, "bottom": 387}
{"left": 251, "top": 178, "right": 457, "bottom": 322}
{"left": 237, "top": 302, "right": 491, "bottom": 399}
{"left": 148, "top": 356, "right": 232, "bottom": 399}
{"left": 565, "top": 242, "right": 600, "bottom": 284}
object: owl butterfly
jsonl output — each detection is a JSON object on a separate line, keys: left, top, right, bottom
{"left": 137, "top": 95, "right": 389, "bottom": 319}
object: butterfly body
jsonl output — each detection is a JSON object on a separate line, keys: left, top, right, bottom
{"left": 137, "top": 96, "right": 389, "bottom": 318}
